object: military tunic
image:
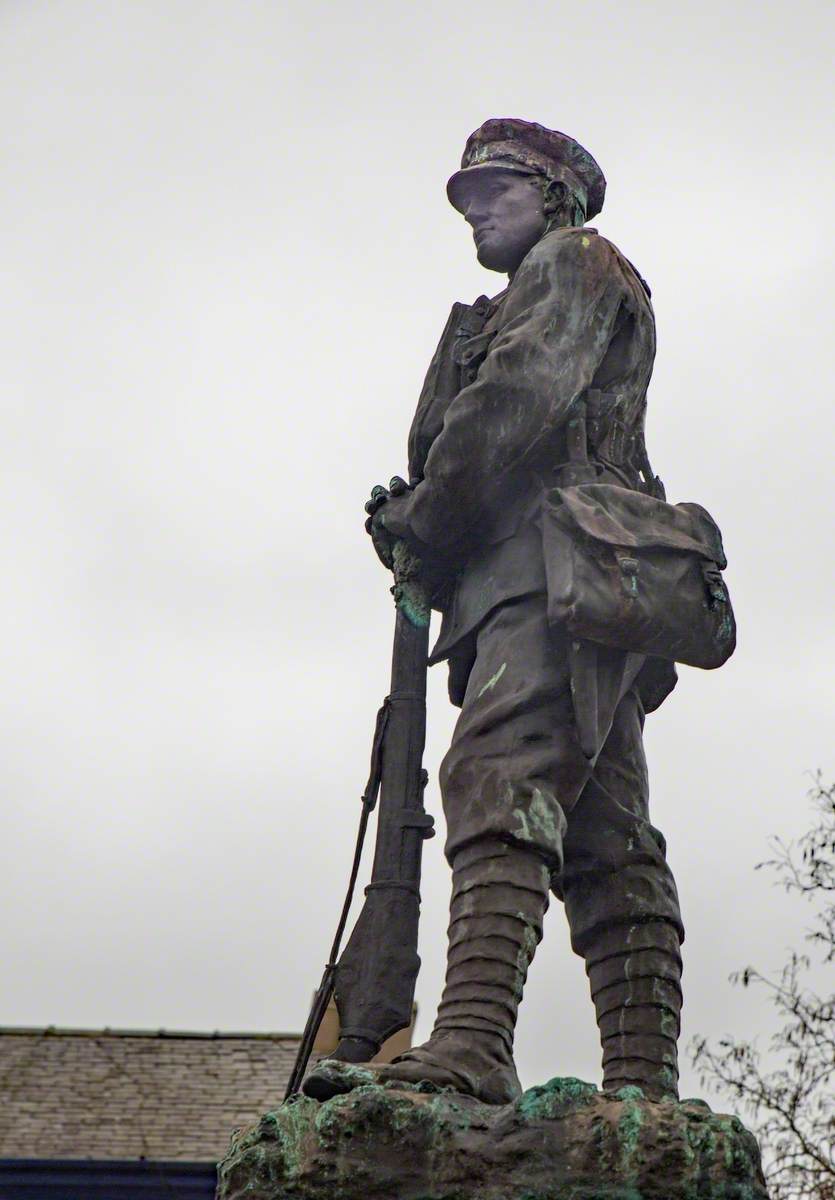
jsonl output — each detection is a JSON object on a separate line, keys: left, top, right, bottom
{"left": 406, "top": 224, "right": 684, "bottom": 957}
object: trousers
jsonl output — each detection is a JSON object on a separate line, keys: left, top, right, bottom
{"left": 439, "top": 594, "right": 684, "bottom": 959}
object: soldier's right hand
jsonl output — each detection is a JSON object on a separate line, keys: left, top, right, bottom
{"left": 364, "top": 477, "right": 411, "bottom": 569}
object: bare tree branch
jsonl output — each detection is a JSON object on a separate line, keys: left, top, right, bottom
{"left": 690, "top": 777, "right": 835, "bottom": 1200}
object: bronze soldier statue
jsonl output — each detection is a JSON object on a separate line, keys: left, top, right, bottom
{"left": 303, "top": 118, "right": 734, "bottom": 1107}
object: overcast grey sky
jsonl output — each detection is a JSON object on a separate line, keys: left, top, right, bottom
{"left": 1, "top": 0, "right": 832, "bottom": 1102}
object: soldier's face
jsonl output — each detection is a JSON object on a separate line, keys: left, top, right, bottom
{"left": 461, "top": 171, "right": 547, "bottom": 275}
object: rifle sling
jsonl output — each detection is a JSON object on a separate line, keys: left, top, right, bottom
{"left": 283, "top": 696, "right": 392, "bottom": 1100}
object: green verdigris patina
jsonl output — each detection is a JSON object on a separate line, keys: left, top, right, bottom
{"left": 216, "top": 1077, "right": 767, "bottom": 1200}
{"left": 392, "top": 540, "right": 430, "bottom": 628}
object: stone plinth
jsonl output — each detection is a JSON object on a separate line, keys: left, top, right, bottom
{"left": 216, "top": 1074, "right": 767, "bottom": 1200}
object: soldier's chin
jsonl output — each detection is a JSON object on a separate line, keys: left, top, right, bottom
{"left": 476, "top": 241, "right": 515, "bottom": 273}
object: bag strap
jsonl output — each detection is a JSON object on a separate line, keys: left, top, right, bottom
{"left": 559, "top": 399, "right": 598, "bottom": 486}
{"left": 636, "top": 434, "right": 666, "bottom": 501}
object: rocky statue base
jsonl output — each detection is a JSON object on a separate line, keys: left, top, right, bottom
{"left": 216, "top": 1073, "right": 767, "bottom": 1200}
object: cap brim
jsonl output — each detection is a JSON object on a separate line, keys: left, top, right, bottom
{"left": 446, "top": 161, "right": 538, "bottom": 213}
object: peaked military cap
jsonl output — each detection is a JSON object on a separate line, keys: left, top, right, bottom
{"left": 447, "top": 118, "right": 606, "bottom": 221}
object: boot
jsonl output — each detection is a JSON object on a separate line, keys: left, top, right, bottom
{"left": 379, "top": 837, "right": 551, "bottom": 1102}
{"left": 586, "top": 918, "right": 682, "bottom": 1101}
{"left": 305, "top": 838, "right": 550, "bottom": 1104}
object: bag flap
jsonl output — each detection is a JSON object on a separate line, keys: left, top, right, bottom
{"left": 549, "top": 484, "right": 728, "bottom": 567}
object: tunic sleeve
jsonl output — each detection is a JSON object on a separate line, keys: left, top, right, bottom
{"left": 409, "top": 228, "right": 626, "bottom": 552}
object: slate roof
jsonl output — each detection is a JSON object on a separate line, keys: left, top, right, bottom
{"left": 0, "top": 1026, "right": 301, "bottom": 1163}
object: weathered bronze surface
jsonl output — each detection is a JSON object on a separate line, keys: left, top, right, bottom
{"left": 301, "top": 118, "right": 736, "bottom": 1110}
{"left": 218, "top": 1079, "right": 767, "bottom": 1200}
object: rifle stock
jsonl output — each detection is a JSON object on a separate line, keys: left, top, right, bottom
{"left": 285, "top": 541, "right": 432, "bottom": 1094}
{"left": 330, "top": 543, "right": 432, "bottom": 1060}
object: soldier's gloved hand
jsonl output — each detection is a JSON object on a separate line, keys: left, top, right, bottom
{"left": 364, "top": 476, "right": 416, "bottom": 570}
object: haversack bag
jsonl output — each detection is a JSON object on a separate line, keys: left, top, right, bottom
{"left": 542, "top": 483, "right": 736, "bottom": 669}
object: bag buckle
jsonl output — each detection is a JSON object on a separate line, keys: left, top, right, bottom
{"left": 701, "top": 561, "right": 727, "bottom": 608}
{"left": 618, "top": 555, "right": 640, "bottom": 597}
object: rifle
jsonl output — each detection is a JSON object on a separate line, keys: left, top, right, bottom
{"left": 284, "top": 537, "right": 432, "bottom": 1099}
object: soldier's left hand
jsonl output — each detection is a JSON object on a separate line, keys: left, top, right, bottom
{"left": 364, "top": 476, "right": 416, "bottom": 568}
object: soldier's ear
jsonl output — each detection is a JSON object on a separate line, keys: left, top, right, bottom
{"left": 542, "top": 178, "right": 570, "bottom": 218}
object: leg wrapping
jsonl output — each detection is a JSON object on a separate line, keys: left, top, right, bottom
{"left": 434, "top": 838, "right": 550, "bottom": 1050}
{"left": 586, "top": 921, "right": 683, "bottom": 1100}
